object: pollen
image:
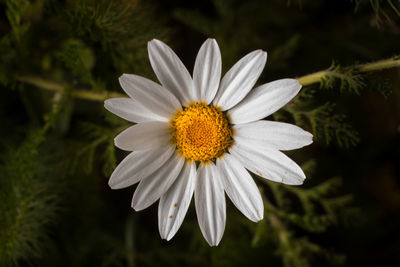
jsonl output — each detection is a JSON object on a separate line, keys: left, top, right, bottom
{"left": 170, "top": 102, "right": 233, "bottom": 162}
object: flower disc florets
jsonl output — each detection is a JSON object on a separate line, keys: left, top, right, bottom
{"left": 170, "top": 102, "right": 232, "bottom": 162}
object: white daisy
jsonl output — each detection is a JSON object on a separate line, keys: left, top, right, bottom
{"left": 104, "top": 39, "right": 313, "bottom": 246}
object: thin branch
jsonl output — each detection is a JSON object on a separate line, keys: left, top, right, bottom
{"left": 17, "top": 56, "right": 400, "bottom": 102}
{"left": 17, "top": 76, "right": 124, "bottom": 101}
{"left": 297, "top": 56, "right": 400, "bottom": 86}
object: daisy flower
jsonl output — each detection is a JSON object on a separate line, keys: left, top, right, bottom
{"left": 104, "top": 39, "right": 313, "bottom": 246}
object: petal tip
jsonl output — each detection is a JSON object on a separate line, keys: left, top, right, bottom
{"left": 249, "top": 213, "right": 264, "bottom": 223}
{"left": 256, "top": 208, "right": 264, "bottom": 222}
{"left": 291, "top": 175, "right": 306, "bottom": 185}
{"left": 262, "top": 50, "right": 268, "bottom": 57}
{"left": 210, "top": 240, "right": 221, "bottom": 247}
{"left": 114, "top": 136, "right": 131, "bottom": 151}
{"left": 165, "top": 233, "right": 174, "bottom": 241}
{"left": 159, "top": 228, "right": 175, "bottom": 241}
{"left": 148, "top": 38, "right": 158, "bottom": 44}
{"left": 297, "top": 179, "right": 305, "bottom": 185}
{"left": 294, "top": 79, "right": 302, "bottom": 89}
{"left": 254, "top": 215, "right": 264, "bottom": 223}
{"left": 113, "top": 137, "right": 120, "bottom": 147}
{"left": 104, "top": 99, "right": 111, "bottom": 108}
{"left": 131, "top": 203, "right": 141, "bottom": 212}
{"left": 159, "top": 231, "right": 167, "bottom": 240}
{"left": 108, "top": 173, "right": 126, "bottom": 190}
{"left": 108, "top": 179, "right": 117, "bottom": 189}
{"left": 308, "top": 133, "right": 314, "bottom": 145}
{"left": 254, "top": 49, "right": 267, "bottom": 58}
{"left": 119, "top": 73, "right": 129, "bottom": 81}
{"left": 148, "top": 38, "right": 163, "bottom": 48}
{"left": 204, "top": 234, "right": 223, "bottom": 247}
{"left": 208, "top": 38, "right": 217, "bottom": 44}
{"left": 301, "top": 131, "right": 314, "bottom": 147}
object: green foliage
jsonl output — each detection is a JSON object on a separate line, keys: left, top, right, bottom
{"left": 364, "top": 72, "right": 394, "bottom": 97}
{"left": 320, "top": 62, "right": 365, "bottom": 94}
{"left": 66, "top": 0, "right": 143, "bottom": 46}
{"left": 356, "top": 0, "right": 400, "bottom": 27}
{"left": 0, "top": 0, "right": 30, "bottom": 85}
{"left": 57, "top": 39, "right": 103, "bottom": 90}
{"left": 0, "top": 131, "right": 59, "bottom": 265}
{"left": 296, "top": 102, "right": 360, "bottom": 148}
{"left": 278, "top": 88, "right": 360, "bottom": 148}
{"left": 250, "top": 160, "right": 357, "bottom": 267}
{"left": 5, "top": 0, "right": 30, "bottom": 44}
{"left": 173, "top": 0, "right": 304, "bottom": 70}
{"left": 0, "top": 87, "right": 68, "bottom": 265}
{"left": 64, "top": 0, "right": 168, "bottom": 77}
{"left": 70, "top": 120, "right": 122, "bottom": 176}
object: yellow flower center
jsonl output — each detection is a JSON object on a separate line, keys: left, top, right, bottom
{"left": 170, "top": 102, "right": 233, "bottom": 162}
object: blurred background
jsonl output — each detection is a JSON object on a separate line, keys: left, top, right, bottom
{"left": 0, "top": 0, "right": 400, "bottom": 266}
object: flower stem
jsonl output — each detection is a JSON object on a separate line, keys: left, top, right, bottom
{"left": 297, "top": 56, "right": 400, "bottom": 86}
{"left": 17, "top": 56, "right": 400, "bottom": 101}
{"left": 17, "top": 76, "right": 124, "bottom": 101}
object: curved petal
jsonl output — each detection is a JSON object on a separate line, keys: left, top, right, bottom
{"left": 213, "top": 50, "right": 267, "bottom": 111}
{"left": 158, "top": 161, "right": 196, "bottom": 241}
{"left": 195, "top": 163, "right": 226, "bottom": 246}
{"left": 217, "top": 154, "right": 263, "bottom": 222}
{"left": 108, "top": 146, "right": 175, "bottom": 189}
{"left": 233, "top": 121, "right": 313, "bottom": 151}
{"left": 104, "top": 98, "right": 167, "bottom": 123}
{"left": 230, "top": 143, "right": 306, "bottom": 185}
{"left": 148, "top": 39, "right": 194, "bottom": 106}
{"left": 131, "top": 152, "right": 185, "bottom": 211}
{"left": 228, "top": 79, "right": 301, "bottom": 124}
{"left": 119, "top": 74, "right": 181, "bottom": 119}
{"left": 114, "top": 121, "right": 170, "bottom": 151}
{"left": 193, "top": 39, "right": 221, "bottom": 104}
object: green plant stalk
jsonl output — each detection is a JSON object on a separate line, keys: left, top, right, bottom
{"left": 17, "top": 56, "right": 400, "bottom": 101}
{"left": 17, "top": 76, "right": 124, "bottom": 101}
{"left": 298, "top": 56, "right": 400, "bottom": 86}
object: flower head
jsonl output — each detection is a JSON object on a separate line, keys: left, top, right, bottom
{"left": 104, "top": 39, "right": 313, "bottom": 246}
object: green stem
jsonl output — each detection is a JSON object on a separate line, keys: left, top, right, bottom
{"left": 17, "top": 56, "right": 400, "bottom": 101}
{"left": 297, "top": 71, "right": 330, "bottom": 87}
{"left": 355, "top": 57, "right": 400, "bottom": 72}
{"left": 297, "top": 56, "right": 400, "bottom": 86}
{"left": 17, "top": 76, "right": 124, "bottom": 101}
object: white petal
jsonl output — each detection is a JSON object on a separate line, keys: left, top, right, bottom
{"left": 148, "top": 39, "right": 194, "bottom": 106}
{"left": 119, "top": 74, "right": 181, "bottom": 119}
{"left": 158, "top": 161, "right": 196, "bottom": 241}
{"left": 229, "top": 79, "right": 301, "bottom": 124}
{"left": 193, "top": 39, "right": 221, "bottom": 104}
{"left": 217, "top": 154, "right": 263, "bottom": 222}
{"left": 230, "top": 143, "right": 306, "bottom": 185}
{"left": 114, "top": 121, "right": 170, "bottom": 151}
{"left": 213, "top": 50, "right": 267, "bottom": 111}
{"left": 131, "top": 152, "right": 185, "bottom": 211}
{"left": 108, "top": 146, "right": 175, "bottom": 189}
{"left": 104, "top": 98, "right": 167, "bottom": 123}
{"left": 195, "top": 163, "right": 226, "bottom": 246}
{"left": 233, "top": 121, "right": 313, "bottom": 151}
